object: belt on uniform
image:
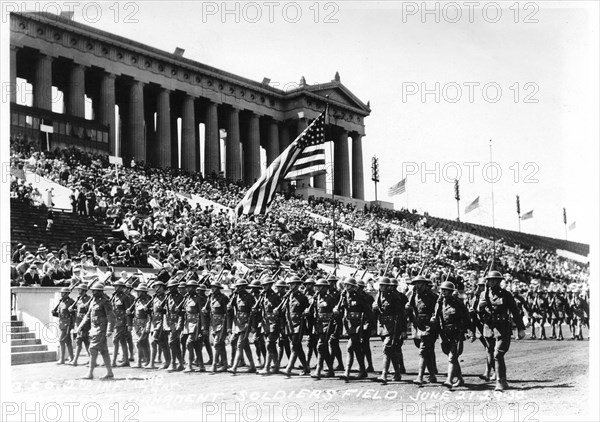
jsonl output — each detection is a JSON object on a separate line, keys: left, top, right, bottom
{"left": 317, "top": 312, "right": 333, "bottom": 320}
{"left": 237, "top": 312, "right": 250, "bottom": 318}
{"left": 381, "top": 316, "right": 395, "bottom": 322}
{"left": 347, "top": 312, "right": 362, "bottom": 319}
{"left": 186, "top": 314, "right": 199, "bottom": 322}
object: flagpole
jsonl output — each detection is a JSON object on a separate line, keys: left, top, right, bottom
{"left": 325, "top": 98, "right": 337, "bottom": 272}
{"left": 489, "top": 140, "right": 496, "bottom": 259}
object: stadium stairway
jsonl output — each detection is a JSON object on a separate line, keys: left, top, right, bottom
{"left": 10, "top": 199, "right": 117, "bottom": 255}
{"left": 10, "top": 315, "right": 57, "bottom": 365}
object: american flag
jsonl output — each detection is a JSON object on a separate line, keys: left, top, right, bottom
{"left": 388, "top": 178, "right": 406, "bottom": 196}
{"left": 235, "top": 110, "right": 327, "bottom": 216}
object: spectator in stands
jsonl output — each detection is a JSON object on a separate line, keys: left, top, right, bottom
{"left": 87, "top": 189, "right": 96, "bottom": 218}
{"left": 22, "top": 264, "right": 41, "bottom": 286}
{"left": 12, "top": 243, "right": 27, "bottom": 263}
{"left": 77, "top": 188, "right": 87, "bottom": 216}
{"left": 70, "top": 191, "right": 77, "bottom": 214}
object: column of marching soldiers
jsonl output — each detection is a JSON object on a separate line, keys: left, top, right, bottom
{"left": 50, "top": 264, "right": 588, "bottom": 392}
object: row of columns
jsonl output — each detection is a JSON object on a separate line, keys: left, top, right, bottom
{"left": 19, "top": 51, "right": 365, "bottom": 199}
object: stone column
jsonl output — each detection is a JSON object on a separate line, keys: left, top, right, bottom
{"left": 33, "top": 54, "right": 53, "bottom": 110}
{"left": 314, "top": 172, "right": 327, "bottom": 189}
{"left": 9, "top": 46, "right": 18, "bottom": 104}
{"left": 181, "top": 95, "right": 197, "bottom": 172}
{"left": 156, "top": 88, "right": 172, "bottom": 168}
{"left": 351, "top": 133, "right": 365, "bottom": 200}
{"left": 266, "top": 120, "right": 280, "bottom": 165}
{"left": 204, "top": 102, "right": 220, "bottom": 177}
{"left": 98, "top": 73, "right": 116, "bottom": 155}
{"left": 334, "top": 128, "right": 350, "bottom": 197}
{"left": 225, "top": 107, "right": 241, "bottom": 182}
{"left": 128, "top": 81, "right": 145, "bottom": 163}
{"left": 66, "top": 63, "right": 85, "bottom": 118}
{"left": 279, "top": 123, "right": 290, "bottom": 154}
{"left": 244, "top": 113, "right": 261, "bottom": 184}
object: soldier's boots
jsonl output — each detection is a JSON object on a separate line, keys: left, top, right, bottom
{"left": 312, "top": 359, "right": 324, "bottom": 380}
{"left": 413, "top": 357, "right": 427, "bottom": 385}
{"left": 259, "top": 354, "right": 273, "bottom": 375}
{"left": 284, "top": 353, "right": 298, "bottom": 377}
{"left": 356, "top": 353, "right": 368, "bottom": 379}
{"left": 443, "top": 363, "right": 455, "bottom": 388}
{"left": 343, "top": 355, "right": 354, "bottom": 381}
{"left": 540, "top": 327, "right": 547, "bottom": 340}
{"left": 452, "top": 365, "right": 465, "bottom": 388}
{"left": 398, "top": 349, "right": 407, "bottom": 374}
{"left": 377, "top": 356, "right": 390, "bottom": 384}
{"left": 494, "top": 378, "right": 509, "bottom": 391}
{"left": 391, "top": 357, "right": 402, "bottom": 382}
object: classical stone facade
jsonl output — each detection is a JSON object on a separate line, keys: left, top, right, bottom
{"left": 9, "top": 12, "right": 370, "bottom": 199}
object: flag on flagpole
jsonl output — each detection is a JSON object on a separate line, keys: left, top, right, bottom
{"left": 388, "top": 179, "right": 406, "bottom": 196}
{"left": 464, "top": 196, "right": 480, "bottom": 214}
{"left": 285, "top": 142, "right": 326, "bottom": 180}
{"left": 569, "top": 221, "right": 576, "bottom": 231}
{"left": 520, "top": 210, "right": 534, "bottom": 220}
{"left": 235, "top": 110, "right": 327, "bottom": 216}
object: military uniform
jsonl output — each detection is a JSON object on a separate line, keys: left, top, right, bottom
{"left": 148, "top": 286, "right": 171, "bottom": 369}
{"left": 165, "top": 286, "right": 186, "bottom": 371}
{"left": 228, "top": 280, "right": 256, "bottom": 373}
{"left": 527, "top": 291, "right": 548, "bottom": 339}
{"left": 309, "top": 280, "right": 337, "bottom": 378}
{"left": 283, "top": 278, "right": 310, "bottom": 376}
{"left": 70, "top": 289, "right": 91, "bottom": 366}
{"left": 260, "top": 281, "right": 282, "bottom": 374}
{"left": 327, "top": 280, "right": 345, "bottom": 370}
{"left": 548, "top": 291, "right": 567, "bottom": 340}
{"left": 111, "top": 289, "right": 132, "bottom": 366}
{"left": 249, "top": 281, "right": 267, "bottom": 368}
{"left": 180, "top": 282, "right": 204, "bottom": 372}
{"left": 203, "top": 282, "right": 230, "bottom": 372}
{"left": 477, "top": 272, "right": 526, "bottom": 391}
{"left": 52, "top": 290, "right": 75, "bottom": 364}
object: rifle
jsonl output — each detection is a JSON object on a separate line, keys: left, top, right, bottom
{"left": 352, "top": 267, "right": 360, "bottom": 278}
{"left": 52, "top": 278, "right": 82, "bottom": 315}
{"left": 244, "top": 290, "right": 266, "bottom": 340}
{"left": 382, "top": 262, "right": 391, "bottom": 277}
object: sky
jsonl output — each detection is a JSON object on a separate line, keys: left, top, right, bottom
{"left": 3, "top": 1, "right": 599, "bottom": 245}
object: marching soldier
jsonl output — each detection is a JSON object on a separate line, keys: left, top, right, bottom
{"left": 124, "top": 280, "right": 136, "bottom": 362}
{"left": 110, "top": 280, "right": 132, "bottom": 367}
{"left": 274, "top": 279, "right": 291, "bottom": 366}
{"left": 76, "top": 280, "right": 115, "bottom": 379}
{"left": 203, "top": 280, "right": 230, "bottom": 373}
{"left": 548, "top": 287, "right": 567, "bottom": 340}
{"left": 309, "top": 278, "right": 337, "bottom": 379}
{"left": 569, "top": 291, "right": 589, "bottom": 341}
{"left": 406, "top": 275, "right": 439, "bottom": 385}
{"left": 477, "top": 270, "right": 526, "bottom": 391}
{"left": 196, "top": 283, "right": 211, "bottom": 368}
{"left": 358, "top": 279, "right": 375, "bottom": 372}
{"left": 303, "top": 278, "right": 319, "bottom": 369}
{"left": 283, "top": 276, "right": 311, "bottom": 377}
{"left": 334, "top": 277, "right": 371, "bottom": 381}
{"left": 52, "top": 286, "right": 75, "bottom": 364}
{"left": 468, "top": 277, "right": 494, "bottom": 380}
{"left": 181, "top": 280, "right": 203, "bottom": 372}
{"left": 258, "top": 276, "right": 283, "bottom": 375}
{"left": 178, "top": 280, "right": 190, "bottom": 364}
{"left": 128, "top": 282, "right": 152, "bottom": 368}
{"left": 527, "top": 285, "right": 548, "bottom": 340}
{"left": 228, "top": 279, "right": 257, "bottom": 374}
{"left": 372, "top": 277, "right": 407, "bottom": 384}
{"left": 249, "top": 280, "right": 267, "bottom": 368}
{"left": 328, "top": 275, "right": 345, "bottom": 371}
{"left": 165, "top": 278, "right": 185, "bottom": 372}
{"left": 433, "top": 281, "right": 473, "bottom": 388}
{"left": 70, "top": 282, "right": 91, "bottom": 366}
{"left": 146, "top": 280, "right": 170, "bottom": 369}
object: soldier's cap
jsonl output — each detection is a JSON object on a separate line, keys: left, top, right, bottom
{"left": 477, "top": 278, "right": 486, "bottom": 285}
{"left": 29, "top": 264, "right": 38, "bottom": 270}
{"left": 151, "top": 279, "right": 165, "bottom": 288}
{"left": 135, "top": 282, "right": 149, "bottom": 292}
{"left": 89, "top": 282, "right": 105, "bottom": 291}
{"left": 326, "top": 275, "right": 338, "bottom": 283}
{"left": 410, "top": 275, "right": 429, "bottom": 285}
{"left": 186, "top": 280, "right": 199, "bottom": 287}
{"left": 485, "top": 271, "right": 503, "bottom": 280}
{"left": 210, "top": 281, "right": 224, "bottom": 289}
{"left": 235, "top": 278, "right": 249, "bottom": 287}
{"left": 378, "top": 276, "right": 393, "bottom": 286}
{"left": 113, "top": 280, "right": 126, "bottom": 287}
{"left": 25, "top": 255, "right": 34, "bottom": 262}
{"left": 178, "top": 281, "right": 187, "bottom": 288}
{"left": 344, "top": 277, "right": 358, "bottom": 287}
{"left": 196, "top": 284, "right": 208, "bottom": 291}
{"left": 274, "top": 279, "right": 288, "bottom": 288}
{"left": 288, "top": 275, "right": 302, "bottom": 284}
{"left": 357, "top": 280, "right": 366, "bottom": 288}
{"left": 304, "top": 278, "right": 315, "bottom": 285}
{"left": 60, "top": 287, "right": 71, "bottom": 294}
{"left": 125, "top": 281, "right": 134, "bottom": 289}
{"left": 77, "top": 283, "right": 89, "bottom": 290}
{"left": 17, "top": 243, "right": 24, "bottom": 249}
{"left": 315, "top": 278, "right": 329, "bottom": 287}
{"left": 260, "top": 277, "right": 275, "bottom": 285}
{"left": 440, "top": 281, "right": 456, "bottom": 291}
{"left": 167, "top": 279, "right": 180, "bottom": 288}
{"left": 249, "top": 280, "right": 262, "bottom": 288}
{"left": 390, "top": 278, "right": 399, "bottom": 286}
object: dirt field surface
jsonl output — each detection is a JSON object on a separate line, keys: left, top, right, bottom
{"left": 6, "top": 335, "right": 593, "bottom": 422}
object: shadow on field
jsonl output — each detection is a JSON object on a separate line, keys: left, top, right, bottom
{"left": 516, "top": 382, "right": 573, "bottom": 391}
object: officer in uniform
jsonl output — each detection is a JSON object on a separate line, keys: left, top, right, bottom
{"left": 477, "top": 270, "right": 526, "bottom": 391}
{"left": 196, "top": 283, "right": 211, "bottom": 368}
{"left": 124, "top": 280, "right": 136, "bottom": 362}
{"left": 110, "top": 280, "right": 132, "bottom": 367}
{"left": 372, "top": 277, "right": 407, "bottom": 384}
{"left": 303, "top": 278, "right": 319, "bottom": 369}
{"left": 327, "top": 275, "right": 345, "bottom": 371}
{"left": 283, "top": 276, "right": 311, "bottom": 376}
{"left": 165, "top": 278, "right": 185, "bottom": 372}
{"left": 128, "top": 282, "right": 152, "bottom": 368}
{"left": 147, "top": 280, "right": 170, "bottom": 369}
{"left": 203, "top": 280, "right": 230, "bottom": 373}
{"left": 70, "top": 282, "right": 91, "bottom": 366}
{"left": 178, "top": 280, "right": 190, "bottom": 364}
{"left": 249, "top": 279, "right": 267, "bottom": 368}
{"left": 358, "top": 279, "right": 375, "bottom": 372}
{"left": 52, "top": 286, "right": 75, "bottom": 364}
{"left": 181, "top": 279, "right": 203, "bottom": 372}
{"left": 309, "top": 278, "right": 337, "bottom": 379}
{"left": 389, "top": 278, "right": 409, "bottom": 375}
{"left": 406, "top": 275, "right": 439, "bottom": 385}
{"left": 334, "top": 277, "right": 371, "bottom": 381}
{"left": 434, "top": 281, "right": 473, "bottom": 388}
{"left": 259, "top": 276, "right": 282, "bottom": 375}
{"left": 228, "top": 279, "right": 257, "bottom": 374}
{"left": 76, "top": 281, "right": 115, "bottom": 379}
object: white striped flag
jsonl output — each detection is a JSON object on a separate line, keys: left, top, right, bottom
{"left": 235, "top": 110, "right": 327, "bottom": 216}
{"left": 569, "top": 221, "right": 576, "bottom": 231}
{"left": 520, "top": 210, "right": 534, "bottom": 220}
{"left": 465, "top": 196, "right": 480, "bottom": 214}
{"left": 388, "top": 179, "right": 406, "bottom": 196}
